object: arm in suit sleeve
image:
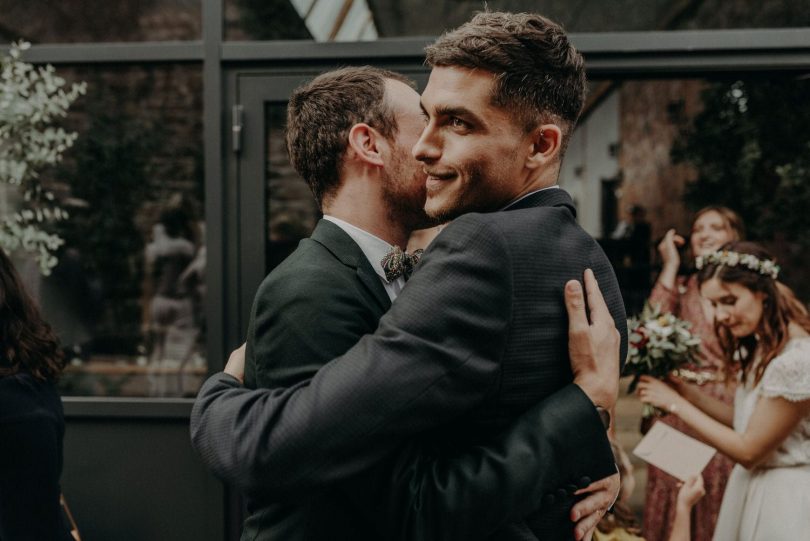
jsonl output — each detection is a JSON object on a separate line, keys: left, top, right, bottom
{"left": 191, "top": 215, "right": 512, "bottom": 496}
{"left": 356, "top": 245, "right": 624, "bottom": 539}
{"left": 353, "top": 383, "right": 615, "bottom": 540}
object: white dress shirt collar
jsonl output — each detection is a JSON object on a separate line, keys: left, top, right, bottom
{"left": 323, "top": 215, "right": 404, "bottom": 301}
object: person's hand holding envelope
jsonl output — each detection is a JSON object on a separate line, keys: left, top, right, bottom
{"left": 633, "top": 422, "right": 716, "bottom": 481}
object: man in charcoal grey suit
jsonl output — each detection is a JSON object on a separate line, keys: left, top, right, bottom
{"left": 192, "top": 12, "right": 627, "bottom": 541}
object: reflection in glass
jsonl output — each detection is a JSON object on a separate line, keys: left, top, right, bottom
{"left": 2, "top": 65, "right": 206, "bottom": 397}
{"left": 559, "top": 75, "right": 810, "bottom": 315}
{"left": 0, "top": 0, "right": 201, "bottom": 44}
{"left": 265, "top": 104, "right": 320, "bottom": 273}
{"left": 225, "top": 0, "right": 810, "bottom": 41}
{"left": 142, "top": 195, "right": 205, "bottom": 397}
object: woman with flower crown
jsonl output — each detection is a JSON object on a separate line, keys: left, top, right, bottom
{"left": 642, "top": 206, "right": 744, "bottom": 541}
{"left": 638, "top": 241, "right": 810, "bottom": 541}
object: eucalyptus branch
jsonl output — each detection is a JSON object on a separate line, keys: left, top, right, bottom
{"left": 0, "top": 41, "right": 86, "bottom": 274}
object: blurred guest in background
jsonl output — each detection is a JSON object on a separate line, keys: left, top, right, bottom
{"left": 643, "top": 206, "right": 744, "bottom": 541}
{"left": 609, "top": 204, "right": 653, "bottom": 314}
{"left": 0, "top": 248, "right": 74, "bottom": 540}
{"left": 596, "top": 440, "right": 704, "bottom": 541}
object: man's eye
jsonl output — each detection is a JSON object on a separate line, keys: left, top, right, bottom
{"left": 450, "top": 117, "right": 468, "bottom": 129}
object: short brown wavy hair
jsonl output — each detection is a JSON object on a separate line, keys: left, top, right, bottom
{"left": 285, "top": 66, "right": 415, "bottom": 208}
{"left": 0, "top": 249, "right": 65, "bottom": 381}
{"left": 425, "top": 11, "right": 586, "bottom": 156}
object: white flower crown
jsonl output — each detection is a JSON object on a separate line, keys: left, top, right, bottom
{"left": 695, "top": 250, "right": 780, "bottom": 279}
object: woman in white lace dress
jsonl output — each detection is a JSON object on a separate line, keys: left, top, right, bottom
{"left": 637, "top": 241, "right": 810, "bottom": 541}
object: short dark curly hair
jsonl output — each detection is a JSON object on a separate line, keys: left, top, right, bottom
{"left": 0, "top": 249, "right": 65, "bottom": 381}
{"left": 425, "top": 11, "right": 586, "bottom": 155}
{"left": 285, "top": 66, "right": 415, "bottom": 208}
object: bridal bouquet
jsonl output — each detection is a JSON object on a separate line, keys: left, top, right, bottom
{"left": 623, "top": 302, "right": 701, "bottom": 418}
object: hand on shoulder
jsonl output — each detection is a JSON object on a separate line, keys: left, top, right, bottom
{"left": 565, "top": 269, "right": 621, "bottom": 411}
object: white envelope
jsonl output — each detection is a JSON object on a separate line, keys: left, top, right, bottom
{"left": 632, "top": 422, "right": 717, "bottom": 481}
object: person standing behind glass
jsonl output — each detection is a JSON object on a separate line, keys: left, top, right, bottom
{"left": 0, "top": 248, "right": 73, "bottom": 541}
{"left": 643, "top": 206, "right": 744, "bottom": 541}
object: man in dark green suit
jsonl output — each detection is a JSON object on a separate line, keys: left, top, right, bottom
{"left": 237, "top": 67, "right": 436, "bottom": 539}
{"left": 192, "top": 57, "right": 618, "bottom": 539}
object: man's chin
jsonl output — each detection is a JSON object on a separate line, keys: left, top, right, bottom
{"left": 425, "top": 205, "right": 463, "bottom": 224}
{"left": 425, "top": 195, "right": 453, "bottom": 221}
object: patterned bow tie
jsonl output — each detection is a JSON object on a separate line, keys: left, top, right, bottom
{"left": 380, "top": 246, "right": 423, "bottom": 282}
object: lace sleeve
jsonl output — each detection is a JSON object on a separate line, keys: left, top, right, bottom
{"left": 761, "top": 341, "right": 810, "bottom": 402}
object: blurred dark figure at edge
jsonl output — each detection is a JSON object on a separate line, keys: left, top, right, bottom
{"left": 609, "top": 204, "right": 652, "bottom": 314}
{"left": 0, "top": 248, "right": 74, "bottom": 540}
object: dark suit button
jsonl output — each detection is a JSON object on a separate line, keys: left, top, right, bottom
{"left": 543, "top": 493, "right": 556, "bottom": 506}
{"left": 556, "top": 488, "right": 568, "bottom": 499}
{"left": 566, "top": 484, "right": 578, "bottom": 495}
{"left": 578, "top": 476, "right": 592, "bottom": 488}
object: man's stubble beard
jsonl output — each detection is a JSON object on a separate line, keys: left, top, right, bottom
{"left": 426, "top": 155, "right": 515, "bottom": 223}
{"left": 381, "top": 151, "right": 435, "bottom": 235}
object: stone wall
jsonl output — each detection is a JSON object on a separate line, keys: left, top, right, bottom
{"left": 617, "top": 79, "right": 705, "bottom": 244}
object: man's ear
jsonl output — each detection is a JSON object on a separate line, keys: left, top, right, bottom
{"left": 526, "top": 124, "right": 563, "bottom": 170}
{"left": 347, "top": 123, "right": 385, "bottom": 167}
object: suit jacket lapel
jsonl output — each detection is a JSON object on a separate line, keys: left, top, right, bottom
{"left": 503, "top": 188, "right": 577, "bottom": 216}
{"left": 310, "top": 220, "right": 391, "bottom": 314}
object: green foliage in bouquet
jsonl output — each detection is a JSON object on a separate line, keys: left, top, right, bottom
{"left": 0, "top": 41, "right": 86, "bottom": 274}
{"left": 623, "top": 302, "right": 702, "bottom": 395}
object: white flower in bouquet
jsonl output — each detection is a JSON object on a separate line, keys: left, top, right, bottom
{"left": 623, "top": 302, "right": 702, "bottom": 417}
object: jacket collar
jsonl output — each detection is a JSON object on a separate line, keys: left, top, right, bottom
{"left": 503, "top": 187, "right": 577, "bottom": 217}
{"left": 310, "top": 219, "right": 391, "bottom": 312}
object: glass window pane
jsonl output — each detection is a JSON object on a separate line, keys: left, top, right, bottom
{"left": 559, "top": 74, "right": 810, "bottom": 315}
{"left": 0, "top": 0, "right": 201, "bottom": 44}
{"left": 225, "top": 0, "right": 810, "bottom": 41}
{"left": 265, "top": 104, "right": 320, "bottom": 274}
{"left": 2, "top": 64, "right": 205, "bottom": 397}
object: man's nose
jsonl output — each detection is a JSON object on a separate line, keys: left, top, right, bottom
{"left": 412, "top": 126, "right": 440, "bottom": 162}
